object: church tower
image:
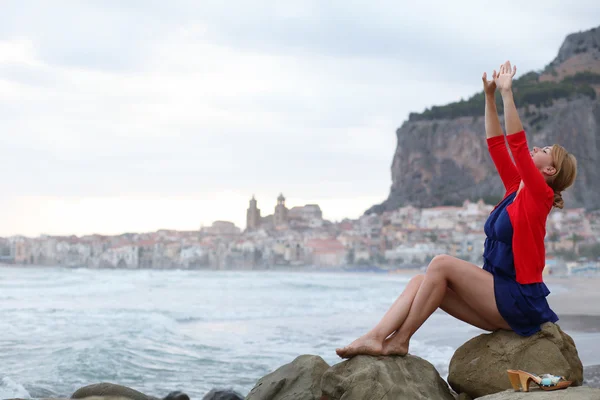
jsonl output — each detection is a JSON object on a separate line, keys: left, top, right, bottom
{"left": 274, "top": 193, "right": 288, "bottom": 227}
{"left": 246, "top": 195, "right": 261, "bottom": 231}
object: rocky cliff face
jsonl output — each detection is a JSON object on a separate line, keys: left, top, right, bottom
{"left": 367, "top": 26, "right": 600, "bottom": 214}
{"left": 542, "top": 26, "right": 600, "bottom": 81}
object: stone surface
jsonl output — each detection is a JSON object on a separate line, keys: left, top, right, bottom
{"left": 320, "top": 355, "right": 454, "bottom": 400}
{"left": 163, "top": 392, "right": 190, "bottom": 400}
{"left": 202, "top": 389, "right": 244, "bottom": 400}
{"left": 71, "top": 384, "right": 156, "bottom": 400}
{"left": 367, "top": 95, "right": 600, "bottom": 214}
{"left": 8, "top": 398, "right": 131, "bottom": 400}
{"left": 476, "top": 387, "right": 600, "bottom": 399}
{"left": 448, "top": 323, "right": 583, "bottom": 399}
{"left": 245, "top": 355, "right": 329, "bottom": 400}
{"left": 70, "top": 383, "right": 188, "bottom": 400}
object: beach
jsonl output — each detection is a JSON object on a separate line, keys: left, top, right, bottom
{"left": 546, "top": 276, "right": 600, "bottom": 318}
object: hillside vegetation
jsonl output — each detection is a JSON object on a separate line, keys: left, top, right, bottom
{"left": 408, "top": 71, "right": 599, "bottom": 122}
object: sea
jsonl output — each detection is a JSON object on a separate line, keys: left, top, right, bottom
{"left": 0, "top": 266, "right": 597, "bottom": 399}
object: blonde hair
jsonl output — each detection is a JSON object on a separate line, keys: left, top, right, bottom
{"left": 549, "top": 144, "right": 577, "bottom": 209}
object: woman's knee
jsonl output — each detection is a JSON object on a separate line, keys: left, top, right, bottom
{"left": 426, "top": 254, "right": 453, "bottom": 275}
{"left": 409, "top": 274, "right": 425, "bottom": 285}
{"left": 402, "top": 274, "right": 425, "bottom": 297}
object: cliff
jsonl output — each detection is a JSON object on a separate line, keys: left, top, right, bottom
{"left": 367, "top": 25, "right": 600, "bottom": 214}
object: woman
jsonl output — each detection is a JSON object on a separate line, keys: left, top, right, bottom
{"left": 336, "top": 60, "right": 578, "bottom": 358}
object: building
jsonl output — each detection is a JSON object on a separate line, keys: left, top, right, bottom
{"left": 104, "top": 242, "right": 139, "bottom": 268}
{"left": 288, "top": 204, "right": 322, "bottom": 220}
{"left": 274, "top": 193, "right": 288, "bottom": 227}
{"left": 0, "top": 238, "right": 13, "bottom": 263}
{"left": 246, "top": 195, "right": 261, "bottom": 231}
{"left": 288, "top": 204, "right": 323, "bottom": 228}
{"left": 202, "top": 221, "right": 241, "bottom": 236}
{"left": 305, "top": 238, "right": 347, "bottom": 267}
{"left": 13, "top": 238, "right": 32, "bottom": 264}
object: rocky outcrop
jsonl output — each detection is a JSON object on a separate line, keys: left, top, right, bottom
{"left": 245, "top": 354, "right": 454, "bottom": 400}
{"left": 475, "top": 387, "right": 600, "bottom": 399}
{"left": 367, "top": 25, "right": 600, "bottom": 214}
{"left": 320, "top": 355, "right": 454, "bottom": 400}
{"left": 367, "top": 95, "right": 600, "bottom": 214}
{"left": 542, "top": 26, "right": 600, "bottom": 81}
{"left": 448, "top": 323, "right": 583, "bottom": 399}
{"left": 245, "top": 355, "right": 329, "bottom": 400}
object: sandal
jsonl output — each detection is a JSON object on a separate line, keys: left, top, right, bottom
{"left": 507, "top": 369, "right": 572, "bottom": 392}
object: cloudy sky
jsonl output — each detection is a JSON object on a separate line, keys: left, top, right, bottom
{"left": 1, "top": 0, "right": 598, "bottom": 237}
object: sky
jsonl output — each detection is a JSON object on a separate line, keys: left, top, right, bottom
{"left": 1, "top": 0, "right": 598, "bottom": 237}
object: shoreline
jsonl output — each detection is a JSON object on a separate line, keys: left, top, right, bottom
{"left": 0, "top": 263, "right": 426, "bottom": 277}
{"left": 546, "top": 276, "right": 600, "bottom": 318}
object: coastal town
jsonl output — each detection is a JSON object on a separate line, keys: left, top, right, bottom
{"left": 1, "top": 194, "right": 599, "bottom": 275}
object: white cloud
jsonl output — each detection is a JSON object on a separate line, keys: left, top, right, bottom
{"left": 0, "top": 0, "right": 598, "bottom": 236}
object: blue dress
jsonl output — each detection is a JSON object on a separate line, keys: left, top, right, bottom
{"left": 483, "top": 192, "right": 558, "bottom": 336}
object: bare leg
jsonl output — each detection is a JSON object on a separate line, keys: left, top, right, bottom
{"left": 335, "top": 274, "right": 424, "bottom": 358}
{"left": 439, "top": 288, "right": 501, "bottom": 331}
{"left": 384, "top": 286, "right": 499, "bottom": 344}
{"left": 382, "top": 255, "right": 510, "bottom": 356}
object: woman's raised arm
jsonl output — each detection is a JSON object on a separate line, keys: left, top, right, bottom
{"left": 496, "top": 61, "right": 552, "bottom": 199}
{"left": 483, "top": 71, "right": 520, "bottom": 194}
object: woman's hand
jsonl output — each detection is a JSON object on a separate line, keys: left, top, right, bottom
{"left": 482, "top": 70, "right": 498, "bottom": 97}
{"left": 494, "top": 60, "right": 517, "bottom": 93}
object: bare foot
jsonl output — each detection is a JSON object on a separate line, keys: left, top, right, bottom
{"left": 335, "top": 334, "right": 383, "bottom": 358}
{"left": 382, "top": 335, "right": 409, "bottom": 356}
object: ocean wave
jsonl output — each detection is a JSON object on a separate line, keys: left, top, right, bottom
{"left": 410, "top": 341, "right": 456, "bottom": 378}
{"left": 0, "top": 377, "right": 31, "bottom": 399}
{"left": 0, "top": 267, "right": 470, "bottom": 399}
{"left": 284, "top": 282, "right": 348, "bottom": 290}
{"left": 175, "top": 316, "right": 205, "bottom": 324}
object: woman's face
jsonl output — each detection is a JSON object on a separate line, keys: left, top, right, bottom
{"left": 532, "top": 146, "right": 556, "bottom": 177}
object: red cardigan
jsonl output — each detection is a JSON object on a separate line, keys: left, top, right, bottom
{"left": 487, "top": 131, "right": 554, "bottom": 284}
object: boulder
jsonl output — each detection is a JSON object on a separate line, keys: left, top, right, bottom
{"left": 448, "top": 323, "right": 583, "bottom": 398}
{"left": 475, "top": 387, "right": 600, "bottom": 399}
{"left": 320, "top": 355, "right": 454, "bottom": 400}
{"left": 71, "top": 383, "right": 189, "bottom": 400}
{"left": 71, "top": 383, "right": 156, "bottom": 400}
{"left": 71, "top": 398, "right": 137, "bottom": 400}
{"left": 245, "top": 355, "right": 330, "bottom": 400}
{"left": 163, "top": 392, "right": 189, "bottom": 400}
{"left": 202, "top": 389, "right": 244, "bottom": 400}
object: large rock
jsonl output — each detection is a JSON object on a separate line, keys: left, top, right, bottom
{"left": 7, "top": 398, "right": 124, "bottom": 400}
{"left": 202, "top": 389, "right": 244, "bottom": 400}
{"left": 476, "top": 387, "right": 600, "bottom": 399}
{"left": 11, "top": 398, "right": 133, "bottom": 400}
{"left": 320, "top": 355, "right": 454, "bottom": 400}
{"left": 448, "top": 323, "right": 583, "bottom": 398}
{"left": 203, "top": 389, "right": 244, "bottom": 400}
{"left": 71, "top": 383, "right": 157, "bottom": 400}
{"left": 164, "top": 392, "right": 190, "bottom": 400}
{"left": 245, "top": 355, "right": 330, "bottom": 400}
{"left": 71, "top": 383, "right": 188, "bottom": 400}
